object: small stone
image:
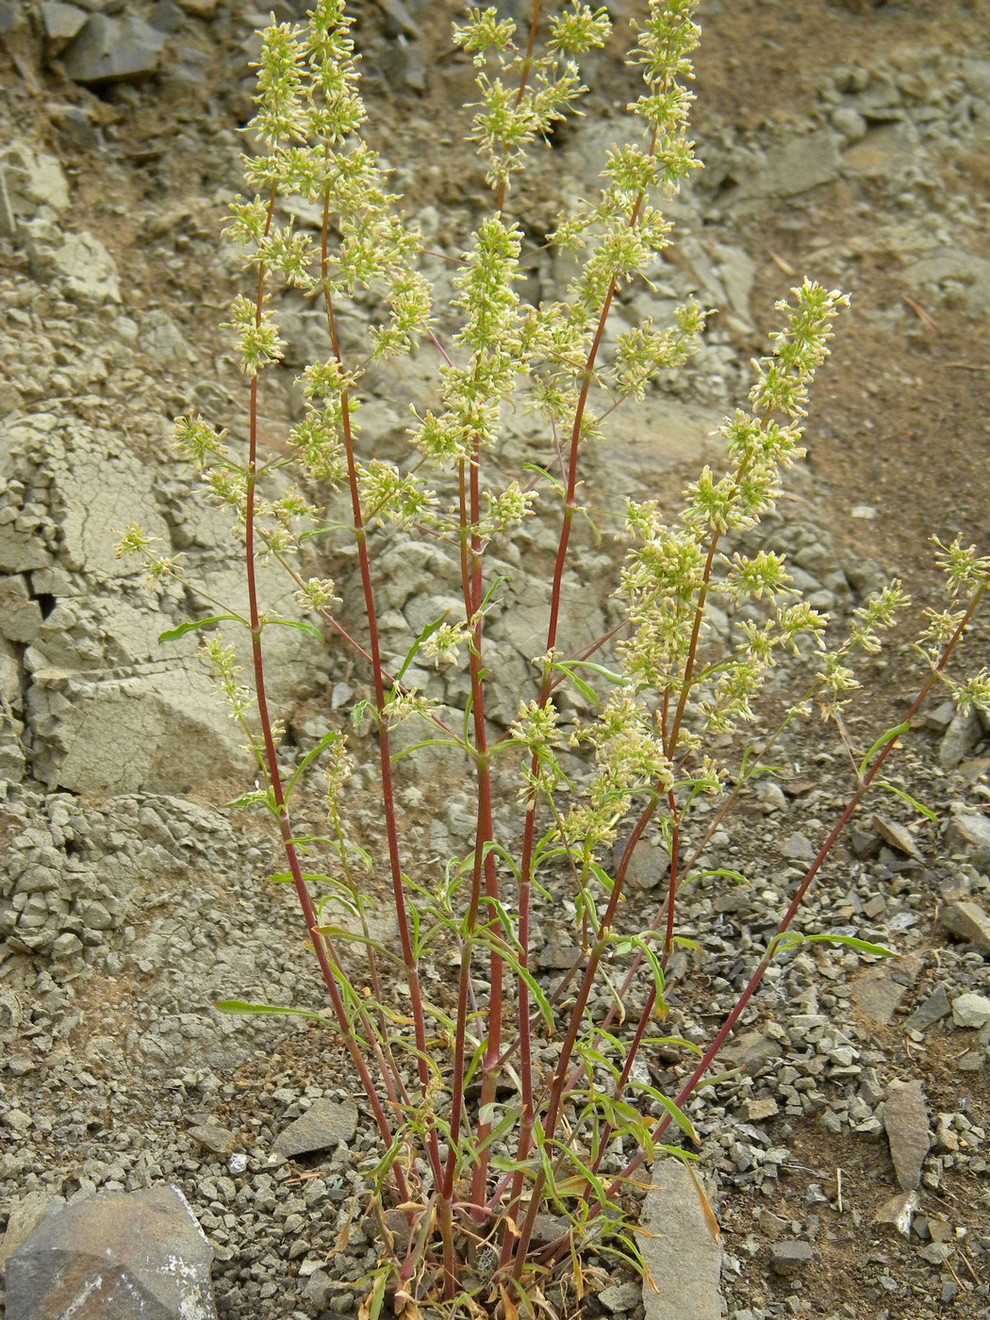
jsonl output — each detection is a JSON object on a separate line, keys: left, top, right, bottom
{"left": 598, "top": 1281, "right": 642, "bottom": 1313}
{"left": 188, "top": 1123, "right": 237, "bottom": 1157}
{"left": 944, "top": 814, "right": 990, "bottom": 871}
{"left": 273, "top": 1098, "right": 359, "bottom": 1158}
{"left": 883, "top": 1080, "right": 929, "bottom": 1192}
{"left": 872, "top": 815, "right": 923, "bottom": 860}
{"left": 743, "top": 1097, "right": 779, "bottom": 1122}
{"left": 720, "top": 1029, "right": 784, "bottom": 1074}
{"left": 873, "top": 1189, "right": 918, "bottom": 1235}
{"left": 902, "top": 985, "right": 952, "bottom": 1032}
{"left": 39, "top": 2, "right": 87, "bottom": 51}
{"left": 939, "top": 900, "right": 990, "bottom": 954}
{"left": 951, "top": 992, "right": 990, "bottom": 1029}
{"left": 769, "top": 1240, "right": 813, "bottom": 1275}
{"left": 61, "top": 14, "right": 166, "bottom": 84}
{"left": 4, "top": 1108, "right": 33, "bottom": 1133}
{"left": 781, "top": 832, "right": 817, "bottom": 864}
{"left": 849, "top": 970, "right": 906, "bottom": 1025}
{"left": 940, "top": 707, "right": 984, "bottom": 769}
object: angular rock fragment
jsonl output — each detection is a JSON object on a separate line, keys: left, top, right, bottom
{"left": 637, "top": 1159, "right": 722, "bottom": 1320}
{"left": 902, "top": 985, "right": 952, "bottom": 1032}
{"left": 938, "top": 900, "right": 990, "bottom": 954}
{"left": 951, "top": 992, "right": 990, "bottom": 1029}
{"left": 5, "top": 1185, "right": 218, "bottom": 1320}
{"left": 61, "top": 15, "right": 166, "bottom": 84}
{"left": 273, "top": 1098, "right": 359, "bottom": 1158}
{"left": 770, "top": 1239, "right": 813, "bottom": 1275}
{"left": 944, "top": 814, "right": 990, "bottom": 873}
{"left": 883, "top": 1080, "right": 930, "bottom": 1191}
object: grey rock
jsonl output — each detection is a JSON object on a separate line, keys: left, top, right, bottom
{"left": 0, "top": 576, "right": 43, "bottom": 644}
{"left": 902, "top": 985, "right": 952, "bottom": 1032}
{"left": 769, "top": 1240, "right": 813, "bottom": 1275}
{"left": 849, "top": 969, "right": 907, "bottom": 1025}
{"left": 61, "top": 15, "right": 166, "bottom": 84}
{"left": 734, "top": 128, "right": 840, "bottom": 201}
{"left": 5, "top": 1185, "right": 218, "bottom": 1320}
{"left": 598, "top": 1281, "right": 642, "bottom": 1313}
{"left": 883, "top": 1080, "right": 929, "bottom": 1192}
{"left": 637, "top": 1159, "right": 722, "bottom": 1320}
{"left": 720, "top": 1029, "right": 784, "bottom": 1074}
{"left": 938, "top": 900, "right": 990, "bottom": 954}
{"left": 900, "top": 250, "right": 990, "bottom": 319}
{"left": 36, "top": 230, "right": 121, "bottom": 304}
{"left": 188, "top": 1123, "right": 238, "bottom": 1157}
{"left": 0, "top": 1193, "right": 66, "bottom": 1269}
{"left": 939, "top": 705, "right": 984, "bottom": 768}
{"left": 944, "top": 814, "right": 990, "bottom": 872}
{"left": 619, "top": 838, "right": 670, "bottom": 890}
{"left": 872, "top": 814, "right": 923, "bottom": 860}
{"left": 781, "top": 832, "right": 817, "bottom": 864}
{"left": 40, "top": 3, "right": 88, "bottom": 51}
{"left": 273, "top": 1098, "right": 359, "bottom": 1158}
{"left": 951, "top": 992, "right": 990, "bottom": 1030}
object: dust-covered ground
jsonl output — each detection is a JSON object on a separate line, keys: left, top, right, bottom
{"left": 1, "top": 2, "right": 989, "bottom": 1319}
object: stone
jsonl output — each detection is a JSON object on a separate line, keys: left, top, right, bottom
{"left": 273, "top": 1098, "right": 359, "bottom": 1158}
{"left": 61, "top": 15, "right": 166, "bottom": 84}
{"left": 781, "top": 832, "right": 817, "bottom": 864}
{"left": 743, "top": 1097, "right": 779, "bottom": 1122}
{"left": 944, "top": 814, "right": 990, "bottom": 873}
{"left": 872, "top": 815, "right": 923, "bottom": 860}
{"left": 883, "top": 1080, "right": 929, "bottom": 1192}
{"left": 637, "top": 1159, "right": 722, "bottom": 1320}
{"left": 188, "top": 1123, "right": 238, "bottom": 1157}
{"left": 0, "top": 576, "right": 43, "bottom": 644}
{"left": 735, "top": 128, "right": 840, "bottom": 201}
{"left": 41, "top": 230, "right": 121, "bottom": 304}
{"left": 40, "top": 2, "right": 87, "bottom": 51}
{"left": 902, "top": 985, "right": 952, "bottom": 1032}
{"left": 849, "top": 969, "right": 907, "bottom": 1025}
{"left": 0, "top": 1193, "right": 66, "bottom": 1270}
{"left": 720, "top": 1029, "right": 784, "bottom": 1074}
{"left": 900, "top": 251, "right": 990, "bottom": 320}
{"left": 5, "top": 1185, "right": 218, "bottom": 1320}
{"left": 938, "top": 900, "right": 990, "bottom": 954}
{"left": 598, "top": 1281, "right": 642, "bottom": 1313}
{"left": 940, "top": 706, "right": 984, "bottom": 768}
{"left": 873, "top": 1189, "right": 918, "bottom": 1236}
{"left": 769, "top": 1240, "right": 813, "bottom": 1275}
{"left": 951, "top": 992, "right": 990, "bottom": 1030}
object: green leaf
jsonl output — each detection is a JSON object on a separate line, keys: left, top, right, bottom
{"left": 159, "top": 614, "right": 244, "bottom": 643}
{"left": 214, "top": 999, "right": 328, "bottom": 1021}
{"left": 477, "top": 573, "right": 511, "bottom": 615}
{"left": 224, "top": 788, "right": 276, "bottom": 813}
{"left": 395, "top": 615, "right": 448, "bottom": 684}
{"left": 690, "top": 868, "right": 749, "bottom": 886}
{"left": 805, "top": 933, "right": 895, "bottom": 957}
{"left": 285, "top": 729, "right": 342, "bottom": 803}
{"left": 857, "top": 721, "right": 912, "bottom": 779}
{"left": 390, "top": 736, "right": 465, "bottom": 764}
{"left": 875, "top": 780, "right": 938, "bottom": 822}
{"left": 264, "top": 617, "right": 324, "bottom": 639}
{"left": 651, "top": 1092, "right": 700, "bottom": 1144}
{"left": 549, "top": 661, "right": 600, "bottom": 706}
{"left": 522, "top": 462, "right": 565, "bottom": 496}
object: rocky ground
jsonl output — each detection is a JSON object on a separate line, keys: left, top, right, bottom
{"left": 1, "top": 1, "right": 989, "bottom": 1318}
